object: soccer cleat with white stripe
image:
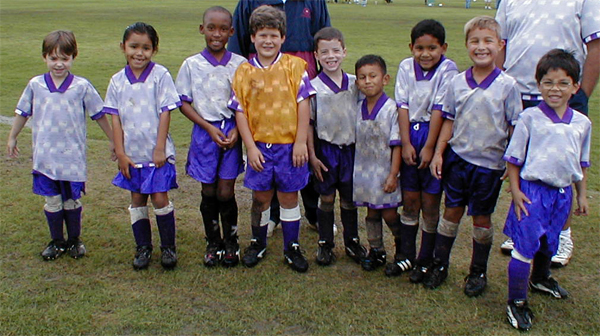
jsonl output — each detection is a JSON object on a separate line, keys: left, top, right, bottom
{"left": 385, "top": 255, "right": 413, "bottom": 277}
{"left": 530, "top": 277, "right": 569, "bottom": 299}
{"left": 506, "top": 299, "right": 534, "bottom": 331}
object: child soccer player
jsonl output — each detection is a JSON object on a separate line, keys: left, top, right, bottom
{"left": 353, "top": 55, "right": 402, "bottom": 272}
{"left": 428, "top": 16, "right": 522, "bottom": 296}
{"left": 229, "top": 5, "right": 316, "bottom": 273}
{"left": 104, "top": 22, "right": 182, "bottom": 270}
{"left": 176, "top": 6, "right": 247, "bottom": 268}
{"left": 308, "top": 27, "right": 366, "bottom": 266}
{"left": 391, "top": 19, "right": 458, "bottom": 281}
{"left": 7, "top": 30, "right": 114, "bottom": 261}
{"left": 503, "top": 49, "right": 590, "bottom": 331}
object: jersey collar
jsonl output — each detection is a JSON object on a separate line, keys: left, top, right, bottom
{"left": 44, "top": 72, "right": 74, "bottom": 93}
{"left": 201, "top": 48, "right": 232, "bottom": 67}
{"left": 125, "top": 62, "right": 155, "bottom": 84}
{"left": 414, "top": 55, "right": 446, "bottom": 81}
{"left": 538, "top": 101, "right": 573, "bottom": 124}
{"left": 361, "top": 93, "right": 389, "bottom": 120}
{"left": 317, "top": 71, "right": 349, "bottom": 93}
{"left": 465, "top": 66, "right": 501, "bottom": 90}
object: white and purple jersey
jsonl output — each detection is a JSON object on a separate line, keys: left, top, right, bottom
{"left": 496, "top": 0, "right": 600, "bottom": 99}
{"left": 353, "top": 94, "right": 402, "bottom": 209}
{"left": 504, "top": 102, "right": 591, "bottom": 188}
{"left": 15, "top": 73, "right": 104, "bottom": 182}
{"left": 310, "top": 72, "right": 359, "bottom": 146}
{"left": 176, "top": 49, "right": 246, "bottom": 121}
{"left": 103, "top": 62, "right": 182, "bottom": 164}
{"left": 394, "top": 56, "right": 458, "bottom": 122}
{"left": 442, "top": 67, "right": 522, "bottom": 170}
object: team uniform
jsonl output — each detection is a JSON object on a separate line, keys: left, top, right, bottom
{"left": 16, "top": 72, "right": 104, "bottom": 256}
{"left": 496, "top": 0, "right": 600, "bottom": 113}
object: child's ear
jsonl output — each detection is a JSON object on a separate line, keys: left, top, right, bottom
{"left": 408, "top": 43, "right": 413, "bottom": 51}
{"left": 441, "top": 43, "right": 448, "bottom": 54}
{"left": 199, "top": 24, "right": 205, "bottom": 35}
{"left": 120, "top": 42, "right": 125, "bottom": 52}
{"left": 383, "top": 73, "right": 390, "bottom": 86}
{"left": 228, "top": 26, "right": 234, "bottom": 37}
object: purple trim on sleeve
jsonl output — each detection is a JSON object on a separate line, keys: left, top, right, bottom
{"left": 584, "top": 32, "right": 600, "bottom": 44}
{"left": 180, "top": 95, "right": 193, "bottom": 103}
{"left": 441, "top": 111, "right": 454, "bottom": 120}
{"left": 432, "top": 104, "right": 443, "bottom": 111}
{"left": 503, "top": 155, "right": 524, "bottom": 166}
{"left": 102, "top": 107, "right": 119, "bottom": 115}
{"left": 44, "top": 73, "right": 74, "bottom": 93}
{"left": 414, "top": 55, "right": 445, "bottom": 81}
{"left": 389, "top": 140, "right": 402, "bottom": 147}
{"left": 201, "top": 48, "right": 233, "bottom": 67}
{"left": 90, "top": 111, "right": 105, "bottom": 120}
{"left": 361, "top": 93, "right": 389, "bottom": 121}
{"left": 297, "top": 71, "right": 316, "bottom": 102}
{"left": 160, "top": 100, "right": 183, "bottom": 113}
{"left": 125, "top": 62, "right": 155, "bottom": 84}
{"left": 317, "top": 71, "right": 349, "bottom": 93}
{"left": 581, "top": 161, "right": 591, "bottom": 168}
{"left": 15, "top": 109, "right": 31, "bottom": 117}
{"left": 465, "top": 67, "right": 501, "bottom": 90}
{"left": 538, "top": 101, "right": 573, "bottom": 124}
{"left": 228, "top": 97, "right": 242, "bottom": 112}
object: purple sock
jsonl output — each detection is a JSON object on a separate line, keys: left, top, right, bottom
{"left": 45, "top": 210, "right": 65, "bottom": 241}
{"left": 508, "top": 257, "right": 531, "bottom": 302}
{"left": 433, "top": 233, "right": 456, "bottom": 265}
{"left": 64, "top": 207, "right": 82, "bottom": 241}
{"left": 281, "top": 220, "right": 300, "bottom": 251}
{"left": 156, "top": 211, "right": 176, "bottom": 248}
{"left": 251, "top": 225, "right": 268, "bottom": 246}
{"left": 132, "top": 218, "right": 152, "bottom": 247}
{"left": 417, "top": 230, "right": 436, "bottom": 262}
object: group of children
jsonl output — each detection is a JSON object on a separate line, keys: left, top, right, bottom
{"left": 6, "top": 4, "right": 591, "bottom": 332}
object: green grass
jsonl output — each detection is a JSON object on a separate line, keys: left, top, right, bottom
{"left": 1, "top": 0, "right": 598, "bottom": 334}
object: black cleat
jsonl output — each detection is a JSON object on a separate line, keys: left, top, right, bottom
{"left": 530, "top": 277, "right": 569, "bottom": 299}
{"left": 133, "top": 245, "right": 153, "bottom": 270}
{"left": 204, "top": 240, "right": 223, "bottom": 267}
{"left": 66, "top": 239, "right": 86, "bottom": 259}
{"left": 242, "top": 238, "right": 266, "bottom": 268}
{"left": 506, "top": 299, "right": 534, "bottom": 331}
{"left": 316, "top": 240, "right": 336, "bottom": 266}
{"left": 345, "top": 237, "right": 367, "bottom": 264}
{"left": 361, "top": 248, "right": 386, "bottom": 271}
{"left": 409, "top": 260, "right": 430, "bottom": 284}
{"left": 284, "top": 241, "right": 309, "bottom": 273}
{"left": 41, "top": 240, "right": 66, "bottom": 261}
{"left": 222, "top": 239, "right": 240, "bottom": 267}
{"left": 385, "top": 254, "right": 413, "bottom": 277}
{"left": 464, "top": 271, "right": 487, "bottom": 297}
{"left": 160, "top": 246, "right": 177, "bottom": 269}
{"left": 423, "top": 259, "right": 448, "bottom": 289}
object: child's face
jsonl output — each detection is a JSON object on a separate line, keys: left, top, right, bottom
{"left": 538, "top": 68, "right": 579, "bottom": 112}
{"left": 356, "top": 64, "right": 389, "bottom": 98}
{"left": 466, "top": 28, "right": 503, "bottom": 70}
{"left": 43, "top": 50, "right": 74, "bottom": 80}
{"left": 251, "top": 27, "right": 285, "bottom": 64}
{"left": 315, "top": 39, "right": 346, "bottom": 74}
{"left": 121, "top": 32, "right": 156, "bottom": 73}
{"left": 410, "top": 34, "right": 447, "bottom": 71}
{"left": 200, "top": 11, "right": 234, "bottom": 54}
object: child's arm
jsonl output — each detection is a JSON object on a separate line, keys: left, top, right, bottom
{"left": 180, "top": 102, "right": 231, "bottom": 148}
{"left": 430, "top": 118, "right": 453, "bottom": 180}
{"left": 6, "top": 115, "right": 27, "bottom": 158}
{"left": 235, "top": 112, "right": 264, "bottom": 172}
{"left": 398, "top": 107, "right": 416, "bottom": 166}
{"left": 293, "top": 99, "right": 310, "bottom": 168}
{"left": 507, "top": 162, "right": 531, "bottom": 221}
{"left": 112, "top": 115, "right": 135, "bottom": 179}
{"left": 153, "top": 111, "right": 170, "bottom": 168}
{"left": 95, "top": 114, "right": 116, "bottom": 161}
{"left": 574, "top": 168, "right": 588, "bottom": 216}
{"left": 383, "top": 146, "right": 401, "bottom": 193}
{"left": 418, "top": 109, "right": 443, "bottom": 169}
{"left": 307, "top": 123, "right": 328, "bottom": 182}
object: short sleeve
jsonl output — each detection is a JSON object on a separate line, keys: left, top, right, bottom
{"left": 503, "top": 115, "right": 530, "bottom": 166}
{"left": 504, "top": 81, "right": 523, "bottom": 125}
{"left": 158, "top": 71, "right": 182, "bottom": 113}
{"left": 433, "top": 62, "right": 459, "bottom": 110}
{"left": 15, "top": 81, "right": 34, "bottom": 117}
{"left": 389, "top": 106, "right": 401, "bottom": 146}
{"left": 175, "top": 60, "right": 193, "bottom": 103}
{"left": 394, "top": 62, "right": 410, "bottom": 110}
{"left": 297, "top": 71, "right": 316, "bottom": 103}
{"left": 440, "top": 77, "right": 456, "bottom": 120}
{"left": 580, "top": 122, "right": 591, "bottom": 167}
{"left": 102, "top": 78, "right": 119, "bottom": 115}
{"left": 83, "top": 80, "right": 105, "bottom": 120}
{"left": 228, "top": 66, "right": 245, "bottom": 112}
{"left": 581, "top": 0, "right": 600, "bottom": 43}
{"left": 310, "top": 94, "right": 317, "bottom": 122}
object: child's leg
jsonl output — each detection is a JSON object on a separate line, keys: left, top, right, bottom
{"left": 217, "top": 179, "right": 238, "bottom": 243}
{"left": 278, "top": 191, "right": 301, "bottom": 250}
{"left": 508, "top": 249, "right": 532, "bottom": 302}
{"left": 44, "top": 195, "right": 65, "bottom": 242}
{"left": 340, "top": 198, "right": 359, "bottom": 246}
{"left": 151, "top": 192, "right": 175, "bottom": 248}
{"left": 200, "top": 182, "right": 222, "bottom": 244}
{"left": 63, "top": 198, "right": 83, "bottom": 242}
{"left": 130, "top": 192, "right": 151, "bottom": 247}
{"left": 317, "top": 193, "right": 336, "bottom": 245}
{"left": 417, "top": 192, "right": 442, "bottom": 262}
{"left": 383, "top": 207, "right": 401, "bottom": 256}
{"left": 400, "top": 190, "right": 421, "bottom": 262}
{"left": 471, "top": 214, "right": 494, "bottom": 274}
{"left": 433, "top": 206, "right": 464, "bottom": 265}
{"left": 251, "top": 189, "right": 274, "bottom": 247}
{"left": 365, "top": 208, "right": 384, "bottom": 249}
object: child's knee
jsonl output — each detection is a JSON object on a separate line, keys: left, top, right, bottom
{"left": 44, "top": 195, "right": 63, "bottom": 212}
{"left": 280, "top": 205, "right": 301, "bottom": 222}
{"left": 129, "top": 205, "right": 149, "bottom": 223}
{"left": 318, "top": 196, "right": 335, "bottom": 212}
{"left": 438, "top": 217, "right": 460, "bottom": 237}
{"left": 422, "top": 217, "right": 438, "bottom": 234}
{"left": 401, "top": 213, "right": 419, "bottom": 226}
{"left": 473, "top": 225, "right": 494, "bottom": 245}
{"left": 339, "top": 198, "right": 356, "bottom": 210}
{"left": 154, "top": 201, "right": 174, "bottom": 216}
{"left": 63, "top": 199, "right": 82, "bottom": 210}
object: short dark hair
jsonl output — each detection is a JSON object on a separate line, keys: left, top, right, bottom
{"left": 203, "top": 6, "right": 232, "bottom": 23}
{"left": 535, "top": 49, "right": 580, "bottom": 84}
{"left": 42, "top": 30, "right": 78, "bottom": 58}
{"left": 249, "top": 5, "right": 286, "bottom": 37}
{"left": 411, "top": 19, "right": 445, "bottom": 45}
{"left": 355, "top": 54, "right": 387, "bottom": 74}
{"left": 314, "top": 27, "right": 345, "bottom": 51}
{"left": 123, "top": 22, "right": 159, "bottom": 51}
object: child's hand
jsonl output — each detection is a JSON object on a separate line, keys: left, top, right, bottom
{"left": 225, "top": 128, "right": 239, "bottom": 150}
{"left": 310, "top": 155, "right": 328, "bottom": 182}
{"left": 402, "top": 144, "right": 417, "bottom": 166}
{"left": 6, "top": 138, "right": 19, "bottom": 158}
{"left": 575, "top": 194, "right": 589, "bottom": 216}
{"left": 383, "top": 173, "right": 398, "bottom": 193}
{"left": 247, "top": 146, "right": 265, "bottom": 172}
{"left": 117, "top": 154, "right": 135, "bottom": 179}
{"left": 208, "top": 124, "right": 229, "bottom": 148}
{"left": 417, "top": 145, "right": 434, "bottom": 170}
{"left": 430, "top": 154, "right": 443, "bottom": 180}
{"left": 511, "top": 189, "right": 531, "bottom": 221}
{"left": 153, "top": 148, "right": 167, "bottom": 168}
{"left": 292, "top": 142, "right": 308, "bottom": 167}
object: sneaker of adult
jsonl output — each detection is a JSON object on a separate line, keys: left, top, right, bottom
{"left": 500, "top": 238, "right": 514, "bottom": 255}
{"left": 41, "top": 239, "right": 67, "bottom": 261}
{"left": 242, "top": 238, "right": 266, "bottom": 268}
{"left": 551, "top": 234, "right": 573, "bottom": 268}
{"left": 133, "top": 245, "right": 152, "bottom": 270}
{"left": 506, "top": 299, "right": 534, "bottom": 331}
{"left": 284, "top": 241, "right": 309, "bottom": 272}
{"left": 530, "top": 277, "right": 569, "bottom": 299}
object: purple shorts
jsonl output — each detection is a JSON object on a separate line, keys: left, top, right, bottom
{"left": 112, "top": 162, "right": 178, "bottom": 194}
{"left": 442, "top": 148, "right": 504, "bottom": 216}
{"left": 313, "top": 139, "right": 354, "bottom": 200}
{"left": 503, "top": 179, "right": 572, "bottom": 259}
{"left": 32, "top": 171, "right": 85, "bottom": 200}
{"left": 186, "top": 118, "right": 244, "bottom": 184}
{"left": 401, "top": 122, "right": 441, "bottom": 194}
{"left": 244, "top": 142, "right": 309, "bottom": 192}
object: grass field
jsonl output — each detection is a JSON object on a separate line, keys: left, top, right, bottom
{"left": 1, "top": 0, "right": 598, "bottom": 334}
